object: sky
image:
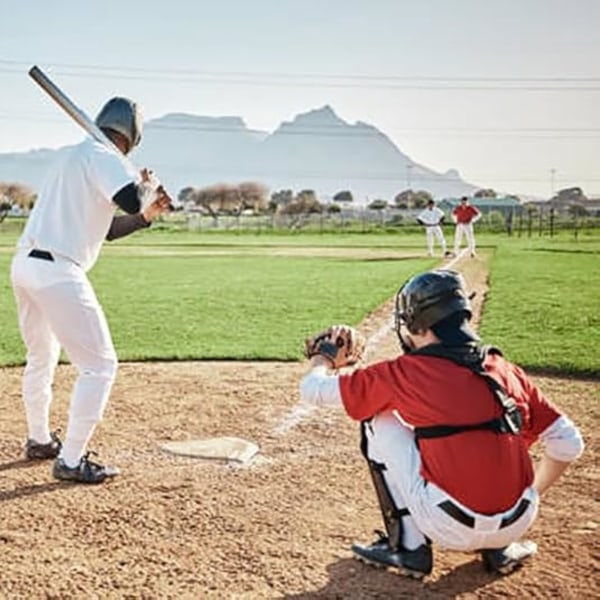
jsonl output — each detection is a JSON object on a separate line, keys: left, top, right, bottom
{"left": 1, "top": 0, "right": 599, "bottom": 198}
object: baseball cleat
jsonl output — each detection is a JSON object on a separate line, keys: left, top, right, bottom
{"left": 25, "top": 430, "right": 62, "bottom": 460}
{"left": 481, "top": 540, "right": 537, "bottom": 575}
{"left": 52, "top": 452, "right": 119, "bottom": 484}
{"left": 351, "top": 531, "right": 433, "bottom": 579}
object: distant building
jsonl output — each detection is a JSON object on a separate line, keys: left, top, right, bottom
{"left": 9, "top": 204, "right": 26, "bottom": 216}
{"left": 526, "top": 188, "right": 600, "bottom": 216}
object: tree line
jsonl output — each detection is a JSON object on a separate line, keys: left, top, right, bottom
{"left": 3, "top": 177, "right": 597, "bottom": 221}
{"left": 0, "top": 182, "right": 35, "bottom": 222}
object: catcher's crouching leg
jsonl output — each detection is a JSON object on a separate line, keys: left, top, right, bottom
{"left": 350, "top": 422, "right": 433, "bottom": 579}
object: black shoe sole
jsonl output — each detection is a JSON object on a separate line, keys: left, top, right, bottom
{"left": 353, "top": 553, "right": 427, "bottom": 580}
{"left": 25, "top": 447, "right": 61, "bottom": 460}
{"left": 26, "top": 452, "right": 60, "bottom": 460}
{"left": 52, "top": 464, "right": 119, "bottom": 484}
{"left": 482, "top": 548, "right": 536, "bottom": 575}
{"left": 482, "top": 555, "right": 532, "bottom": 575}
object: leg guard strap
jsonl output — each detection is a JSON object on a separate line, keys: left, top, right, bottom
{"left": 361, "top": 421, "right": 407, "bottom": 551}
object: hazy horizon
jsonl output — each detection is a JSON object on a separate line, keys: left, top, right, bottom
{"left": 1, "top": 0, "right": 598, "bottom": 198}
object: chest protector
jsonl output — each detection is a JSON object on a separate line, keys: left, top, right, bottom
{"left": 411, "top": 343, "right": 523, "bottom": 442}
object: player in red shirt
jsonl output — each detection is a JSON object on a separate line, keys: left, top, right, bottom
{"left": 300, "top": 270, "right": 583, "bottom": 579}
{"left": 453, "top": 196, "right": 481, "bottom": 257}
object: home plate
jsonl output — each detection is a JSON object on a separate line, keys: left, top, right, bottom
{"left": 160, "top": 437, "right": 259, "bottom": 465}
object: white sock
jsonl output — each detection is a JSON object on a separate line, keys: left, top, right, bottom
{"left": 59, "top": 418, "right": 98, "bottom": 468}
{"left": 25, "top": 414, "right": 52, "bottom": 444}
{"left": 28, "top": 427, "right": 52, "bottom": 445}
{"left": 402, "top": 515, "right": 427, "bottom": 550}
{"left": 24, "top": 404, "right": 52, "bottom": 444}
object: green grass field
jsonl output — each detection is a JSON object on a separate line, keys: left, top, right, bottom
{"left": 1, "top": 225, "right": 598, "bottom": 375}
{"left": 0, "top": 244, "right": 436, "bottom": 365}
{"left": 480, "top": 241, "right": 600, "bottom": 376}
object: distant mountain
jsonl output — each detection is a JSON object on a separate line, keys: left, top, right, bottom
{"left": 0, "top": 146, "right": 74, "bottom": 192}
{"left": 0, "top": 106, "right": 477, "bottom": 202}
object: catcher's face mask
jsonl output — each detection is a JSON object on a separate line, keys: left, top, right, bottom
{"left": 394, "top": 286, "right": 416, "bottom": 354}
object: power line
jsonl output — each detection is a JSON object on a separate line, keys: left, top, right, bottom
{"left": 1, "top": 113, "right": 599, "bottom": 140}
{"left": 115, "top": 161, "right": 600, "bottom": 184}
{"left": 1, "top": 61, "right": 599, "bottom": 91}
{"left": 1, "top": 59, "right": 598, "bottom": 82}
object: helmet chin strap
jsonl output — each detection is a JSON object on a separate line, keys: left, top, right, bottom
{"left": 397, "top": 325, "right": 416, "bottom": 355}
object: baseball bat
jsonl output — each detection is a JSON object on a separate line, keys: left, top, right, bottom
{"left": 29, "top": 65, "right": 123, "bottom": 156}
{"left": 28, "top": 65, "right": 173, "bottom": 208}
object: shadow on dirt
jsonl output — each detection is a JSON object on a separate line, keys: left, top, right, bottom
{"left": 283, "top": 557, "right": 499, "bottom": 599}
{"left": 0, "top": 481, "right": 70, "bottom": 503}
{"left": 0, "top": 458, "right": 41, "bottom": 472}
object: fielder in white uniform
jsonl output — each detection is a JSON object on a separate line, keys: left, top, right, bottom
{"left": 416, "top": 200, "right": 449, "bottom": 257}
{"left": 11, "top": 97, "right": 171, "bottom": 484}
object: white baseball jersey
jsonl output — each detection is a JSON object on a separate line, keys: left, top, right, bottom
{"left": 417, "top": 206, "right": 445, "bottom": 226}
{"left": 18, "top": 138, "right": 137, "bottom": 272}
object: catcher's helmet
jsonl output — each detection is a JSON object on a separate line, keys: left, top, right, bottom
{"left": 395, "top": 269, "right": 472, "bottom": 335}
{"left": 95, "top": 97, "right": 142, "bottom": 151}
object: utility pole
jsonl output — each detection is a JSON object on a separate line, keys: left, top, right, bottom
{"left": 550, "top": 168, "right": 556, "bottom": 199}
{"left": 406, "top": 163, "right": 414, "bottom": 190}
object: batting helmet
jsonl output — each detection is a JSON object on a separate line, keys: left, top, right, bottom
{"left": 95, "top": 97, "right": 143, "bottom": 151}
{"left": 395, "top": 269, "right": 472, "bottom": 335}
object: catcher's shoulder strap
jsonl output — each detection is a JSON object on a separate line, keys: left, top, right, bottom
{"left": 411, "top": 343, "right": 523, "bottom": 441}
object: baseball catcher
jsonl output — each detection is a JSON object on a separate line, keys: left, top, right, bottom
{"left": 299, "top": 269, "right": 584, "bottom": 579}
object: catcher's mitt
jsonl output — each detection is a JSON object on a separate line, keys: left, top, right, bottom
{"left": 304, "top": 324, "right": 366, "bottom": 369}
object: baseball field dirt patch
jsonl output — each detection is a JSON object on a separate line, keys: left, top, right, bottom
{"left": 0, "top": 255, "right": 597, "bottom": 598}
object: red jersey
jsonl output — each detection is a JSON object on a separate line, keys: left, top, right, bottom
{"left": 453, "top": 204, "right": 480, "bottom": 224}
{"left": 338, "top": 353, "right": 560, "bottom": 514}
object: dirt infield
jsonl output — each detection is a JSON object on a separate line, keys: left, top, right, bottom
{"left": 0, "top": 256, "right": 597, "bottom": 599}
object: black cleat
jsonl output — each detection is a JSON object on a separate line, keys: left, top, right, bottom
{"left": 25, "top": 430, "right": 62, "bottom": 460}
{"left": 481, "top": 540, "right": 537, "bottom": 575}
{"left": 52, "top": 452, "right": 119, "bottom": 484}
{"left": 351, "top": 531, "right": 433, "bottom": 580}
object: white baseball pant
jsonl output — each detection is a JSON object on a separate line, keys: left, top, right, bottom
{"left": 425, "top": 226, "right": 447, "bottom": 256}
{"left": 11, "top": 250, "right": 118, "bottom": 467}
{"left": 454, "top": 223, "right": 476, "bottom": 255}
{"left": 364, "top": 410, "right": 539, "bottom": 552}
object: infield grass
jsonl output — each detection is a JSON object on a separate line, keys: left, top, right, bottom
{"left": 0, "top": 244, "right": 435, "bottom": 365}
{"left": 1, "top": 227, "right": 598, "bottom": 376}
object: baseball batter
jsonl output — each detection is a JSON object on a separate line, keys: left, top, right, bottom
{"left": 452, "top": 196, "right": 481, "bottom": 257}
{"left": 416, "top": 200, "right": 450, "bottom": 257}
{"left": 11, "top": 97, "right": 171, "bottom": 484}
{"left": 300, "top": 270, "right": 583, "bottom": 578}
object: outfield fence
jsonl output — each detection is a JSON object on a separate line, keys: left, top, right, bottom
{"left": 180, "top": 208, "right": 600, "bottom": 238}
{"left": 2, "top": 208, "right": 598, "bottom": 240}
